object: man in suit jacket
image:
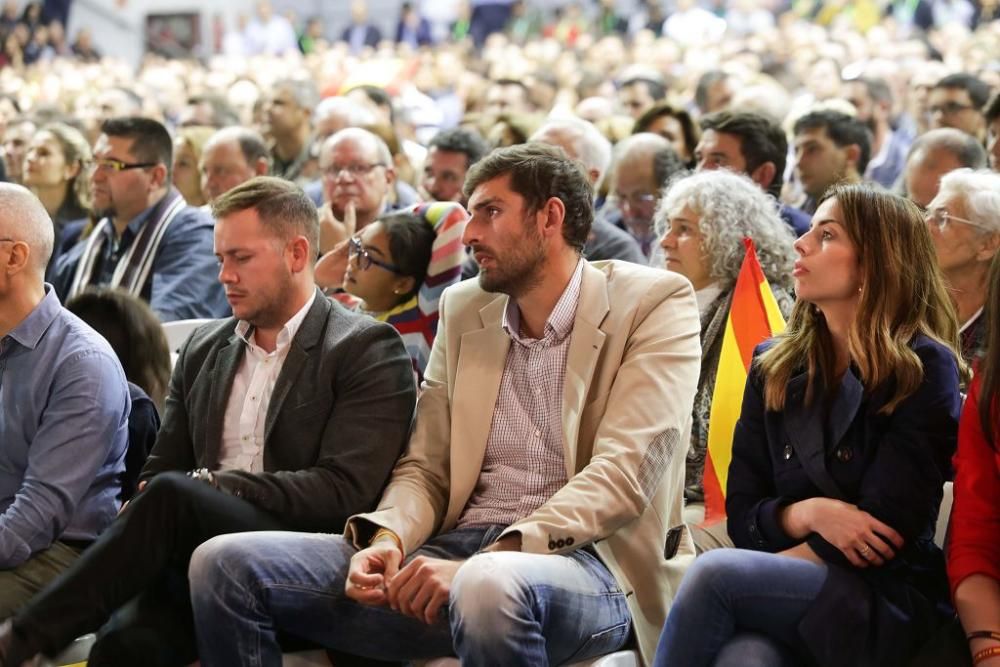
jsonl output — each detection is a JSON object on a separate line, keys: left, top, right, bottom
{"left": 0, "top": 177, "right": 416, "bottom": 667}
{"left": 185, "top": 144, "right": 702, "bottom": 666}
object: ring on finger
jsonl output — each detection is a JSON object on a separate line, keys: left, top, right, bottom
{"left": 859, "top": 544, "right": 872, "bottom": 558}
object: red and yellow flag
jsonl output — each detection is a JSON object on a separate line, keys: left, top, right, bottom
{"left": 702, "top": 238, "right": 786, "bottom": 524}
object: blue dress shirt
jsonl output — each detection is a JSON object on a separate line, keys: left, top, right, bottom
{"left": 0, "top": 286, "right": 130, "bottom": 567}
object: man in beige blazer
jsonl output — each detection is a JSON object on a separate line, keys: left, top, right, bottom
{"left": 185, "top": 144, "right": 701, "bottom": 667}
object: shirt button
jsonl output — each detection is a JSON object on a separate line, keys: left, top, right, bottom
{"left": 835, "top": 447, "right": 853, "bottom": 463}
{"left": 534, "top": 429, "right": 541, "bottom": 437}
{"left": 783, "top": 444, "right": 793, "bottom": 460}
{"left": 242, "top": 436, "right": 249, "bottom": 441}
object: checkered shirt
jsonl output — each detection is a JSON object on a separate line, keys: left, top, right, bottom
{"left": 457, "top": 259, "right": 584, "bottom": 529}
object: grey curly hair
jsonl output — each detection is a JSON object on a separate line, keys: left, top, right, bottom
{"left": 654, "top": 169, "right": 796, "bottom": 291}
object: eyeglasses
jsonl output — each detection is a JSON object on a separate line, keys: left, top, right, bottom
{"left": 928, "top": 102, "right": 976, "bottom": 116}
{"left": 348, "top": 236, "right": 402, "bottom": 273}
{"left": 612, "top": 192, "right": 658, "bottom": 210}
{"left": 90, "top": 157, "right": 159, "bottom": 173}
{"left": 925, "top": 207, "right": 989, "bottom": 233}
{"left": 322, "top": 162, "right": 385, "bottom": 179}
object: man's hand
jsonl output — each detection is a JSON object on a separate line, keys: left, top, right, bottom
{"left": 345, "top": 541, "right": 403, "bottom": 606}
{"left": 118, "top": 480, "right": 148, "bottom": 515}
{"left": 387, "top": 556, "right": 463, "bottom": 625}
{"left": 318, "top": 201, "right": 356, "bottom": 254}
{"left": 807, "top": 498, "right": 904, "bottom": 568}
{"left": 315, "top": 239, "right": 350, "bottom": 290}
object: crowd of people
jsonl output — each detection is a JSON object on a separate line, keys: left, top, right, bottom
{"left": 0, "top": 0, "right": 999, "bottom": 665}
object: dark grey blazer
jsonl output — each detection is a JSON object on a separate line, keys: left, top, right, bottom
{"left": 139, "top": 290, "right": 416, "bottom": 532}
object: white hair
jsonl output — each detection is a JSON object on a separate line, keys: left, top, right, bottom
{"left": 0, "top": 183, "right": 54, "bottom": 274}
{"left": 314, "top": 97, "right": 378, "bottom": 127}
{"left": 322, "top": 127, "right": 393, "bottom": 166}
{"left": 531, "top": 117, "right": 612, "bottom": 183}
{"left": 937, "top": 168, "right": 1000, "bottom": 235}
{"left": 654, "top": 170, "right": 796, "bottom": 290}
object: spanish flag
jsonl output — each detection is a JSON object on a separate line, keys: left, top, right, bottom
{"left": 702, "top": 238, "right": 786, "bottom": 524}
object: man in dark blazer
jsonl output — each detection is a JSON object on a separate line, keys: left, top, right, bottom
{"left": 0, "top": 177, "right": 417, "bottom": 667}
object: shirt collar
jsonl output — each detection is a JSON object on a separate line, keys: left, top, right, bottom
{"left": 7, "top": 284, "right": 61, "bottom": 351}
{"left": 502, "top": 258, "right": 583, "bottom": 345}
{"left": 234, "top": 290, "right": 317, "bottom": 351}
{"left": 103, "top": 201, "right": 156, "bottom": 241}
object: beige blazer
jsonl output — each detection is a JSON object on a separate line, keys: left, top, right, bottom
{"left": 346, "top": 259, "right": 701, "bottom": 665}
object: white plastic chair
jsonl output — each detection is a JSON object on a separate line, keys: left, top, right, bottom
{"left": 934, "top": 481, "right": 954, "bottom": 549}
{"left": 162, "top": 318, "right": 215, "bottom": 355}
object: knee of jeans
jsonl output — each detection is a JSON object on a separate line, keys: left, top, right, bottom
{"left": 678, "top": 548, "right": 743, "bottom": 598}
{"left": 188, "top": 534, "right": 249, "bottom": 595}
{"left": 450, "top": 553, "right": 529, "bottom": 634}
{"left": 715, "top": 633, "right": 791, "bottom": 667}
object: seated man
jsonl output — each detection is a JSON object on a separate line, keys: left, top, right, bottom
{"left": 0, "top": 184, "right": 129, "bottom": 617}
{"left": 0, "top": 177, "right": 417, "bottom": 667}
{"left": 187, "top": 144, "right": 702, "bottom": 666}
{"left": 792, "top": 109, "right": 870, "bottom": 214}
{"left": 52, "top": 116, "right": 228, "bottom": 322}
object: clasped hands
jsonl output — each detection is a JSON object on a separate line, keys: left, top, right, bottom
{"left": 782, "top": 497, "right": 904, "bottom": 568}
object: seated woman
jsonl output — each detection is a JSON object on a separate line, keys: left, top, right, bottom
{"left": 655, "top": 169, "right": 796, "bottom": 552}
{"left": 949, "top": 253, "right": 1000, "bottom": 667}
{"left": 316, "top": 202, "right": 468, "bottom": 382}
{"left": 655, "top": 184, "right": 965, "bottom": 667}
{"left": 172, "top": 125, "right": 215, "bottom": 207}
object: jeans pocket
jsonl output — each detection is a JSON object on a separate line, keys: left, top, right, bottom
{"left": 563, "top": 619, "right": 631, "bottom": 664}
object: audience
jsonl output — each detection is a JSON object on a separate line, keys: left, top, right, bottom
{"left": 792, "top": 110, "right": 872, "bottom": 214}
{"left": 171, "top": 126, "right": 215, "bottom": 208}
{"left": 904, "top": 128, "right": 988, "bottom": 209}
{"left": 986, "top": 91, "right": 1000, "bottom": 171}
{"left": 656, "top": 184, "right": 964, "bottom": 667}
{"left": 654, "top": 170, "right": 797, "bottom": 553}
{"left": 263, "top": 78, "right": 319, "bottom": 185}
{"left": 198, "top": 126, "right": 271, "bottom": 205}
{"left": 420, "top": 127, "right": 489, "bottom": 205}
{"left": 928, "top": 73, "right": 992, "bottom": 142}
{"left": 842, "top": 76, "right": 912, "bottom": 189}
{"left": 634, "top": 102, "right": 700, "bottom": 166}
{"left": 0, "top": 177, "right": 417, "bottom": 667}
{"left": 0, "top": 183, "right": 128, "bottom": 617}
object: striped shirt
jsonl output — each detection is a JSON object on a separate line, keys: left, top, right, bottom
{"left": 457, "top": 259, "right": 584, "bottom": 528}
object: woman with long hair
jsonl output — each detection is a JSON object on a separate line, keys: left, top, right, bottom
{"left": 655, "top": 184, "right": 965, "bottom": 667}
{"left": 949, "top": 252, "right": 1000, "bottom": 667}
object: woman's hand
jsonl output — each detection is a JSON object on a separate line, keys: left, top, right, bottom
{"left": 804, "top": 498, "right": 904, "bottom": 568}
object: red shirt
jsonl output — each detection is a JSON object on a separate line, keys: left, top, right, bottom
{"left": 948, "top": 374, "right": 1000, "bottom": 596}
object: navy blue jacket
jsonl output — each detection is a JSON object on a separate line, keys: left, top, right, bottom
{"left": 727, "top": 335, "right": 961, "bottom": 667}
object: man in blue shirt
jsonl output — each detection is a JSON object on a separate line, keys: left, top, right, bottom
{"left": 0, "top": 183, "right": 130, "bottom": 617}
{"left": 52, "top": 117, "right": 229, "bottom": 322}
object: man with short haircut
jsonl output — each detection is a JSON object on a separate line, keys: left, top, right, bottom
{"left": 984, "top": 91, "right": 1000, "bottom": 171}
{"left": 609, "top": 132, "right": 686, "bottom": 258}
{"left": 694, "top": 70, "right": 735, "bottom": 116}
{"left": 531, "top": 117, "right": 645, "bottom": 263}
{"left": 484, "top": 79, "right": 533, "bottom": 119}
{"left": 792, "top": 109, "right": 871, "bottom": 214}
{"left": 0, "top": 177, "right": 417, "bottom": 667}
{"left": 928, "top": 73, "right": 991, "bottom": 142}
{"left": 0, "top": 184, "right": 129, "bottom": 618}
{"left": 186, "top": 143, "right": 702, "bottom": 667}
{"left": 316, "top": 127, "right": 397, "bottom": 253}
{"left": 421, "top": 127, "right": 489, "bottom": 205}
{"left": 696, "top": 110, "right": 810, "bottom": 236}
{"left": 200, "top": 126, "right": 271, "bottom": 204}
{"left": 52, "top": 117, "right": 228, "bottom": 321}
{"left": 264, "top": 79, "right": 319, "bottom": 184}
{"left": 903, "top": 128, "right": 987, "bottom": 209}
{"left": 1, "top": 117, "right": 35, "bottom": 185}
{"left": 843, "top": 76, "right": 912, "bottom": 188}
{"left": 618, "top": 75, "right": 667, "bottom": 119}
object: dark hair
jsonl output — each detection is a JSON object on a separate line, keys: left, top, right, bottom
{"left": 463, "top": 143, "right": 593, "bottom": 252}
{"left": 428, "top": 127, "right": 490, "bottom": 168}
{"left": 184, "top": 93, "right": 240, "bottom": 128}
{"left": 232, "top": 127, "right": 270, "bottom": 165}
{"left": 100, "top": 116, "right": 174, "bottom": 182}
{"left": 933, "top": 73, "right": 992, "bottom": 110}
{"left": 633, "top": 102, "right": 700, "bottom": 163}
{"left": 984, "top": 90, "right": 1000, "bottom": 123}
{"left": 793, "top": 110, "right": 872, "bottom": 176}
{"left": 701, "top": 110, "right": 788, "bottom": 198}
{"left": 850, "top": 76, "right": 893, "bottom": 106}
{"left": 65, "top": 287, "right": 171, "bottom": 410}
{"left": 652, "top": 146, "right": 687, "bottom": 190}
{"left": 980, "top": 252, "right": 1000, "bottom": 448}
{"left": 694, "top": 70, "right": 730, "bottom": 112}
{"left": 350, "top": 85, "right": 395, "bottom": 124}
{"left": 379, "top": 211, "right": 436, "bottom": 302}
{"left": 211, "top": 176, "right": 320, "bottom": 259}
{"left": 621, "top": 76, "right": 666, "bottom": 103}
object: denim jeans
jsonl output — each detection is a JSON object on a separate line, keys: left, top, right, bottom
{"left": 188, "top": 524, "right": 632, "bottom": 667}
{"left": 654, "top": 548, "right": 828, "bottom": 667}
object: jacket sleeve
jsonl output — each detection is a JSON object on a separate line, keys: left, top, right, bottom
{"left": 498, "top": 273, "right": 701, "bottom": 554}
{"left": 212, "top": 320, "right": 417, "bottom": 532}
{"left": 149, "top": 209, "right": 230, "bottom": 322}
{"left": 947, "top": 376, "right": 1000, "bottom": 595}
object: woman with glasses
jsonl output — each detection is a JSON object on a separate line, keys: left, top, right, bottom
{"left": 949, "top": 253, "right": 1000, "bottom": 667}
{"left": 653, "top": 170, "right": 797, "bottom": 552}
{"left": 22, "top": 122, "right": 93, "bottom": 278}
{"left": 924, "top": 168, "right": 1000, "bottom": 363}
{"left": 322, "top": 202, "right": 468, "bottom": 382}
{"left": 655, "top": 185, "right": 964, "bottom": 667}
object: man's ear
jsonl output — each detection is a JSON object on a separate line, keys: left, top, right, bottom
{"left": 749, "top": 161, "right": 777, "bottom": 190}
{"left": 288, "top": 235, "right": 311, "bottom": 272}
{"left": 845, "top": 144, "right": 862, "bottom": 171}
{"left": 3, "top": 240, "right": 31, "bottom": 277}
{"left": 254, "top": 158, "right": 270, "bottom": 177}
{"left": 538, "top": 196, "right": 566, "bottom": 240}
{"left": 384, "top": 165, "right": 397, "bottom": 187}
{"left": 150, "top": 163, "right": 169, "bottom": 190}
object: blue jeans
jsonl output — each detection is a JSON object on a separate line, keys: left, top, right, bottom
{"left": 188, "top": 525, "right": 631, "bottom": 666}
{"left": 654, "top": 548, "right": 828, "bottom": 667}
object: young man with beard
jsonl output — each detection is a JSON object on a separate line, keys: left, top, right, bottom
{"left": 0, "top": 177, "right": 417, "bottom": 667}
{"left": 51, "top": 117, "right": 228, "bottom": 321}
{"left": 183, "top": 144, "right": 703, "bottom": 666}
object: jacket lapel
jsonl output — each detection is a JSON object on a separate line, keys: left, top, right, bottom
{"left": 783, "top": 373, "right": 846, "bottom": 500}
{"left": 446, "top": 294, "right": 510, "bottom": 527}
{"left": 204, "top": 334, "right": 244, "bottom": 466}
{"left": 562, "top": 263, "right": 609, "bottom": 473}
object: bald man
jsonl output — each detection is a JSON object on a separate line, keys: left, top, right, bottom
{"left": 0, "top": 184, "right": 129, "bottom": 618}
{"left": 903, "top": 128, "right": 988, "bottom": 209}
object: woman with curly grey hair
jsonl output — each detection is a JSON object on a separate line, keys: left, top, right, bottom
{"left": 654, "top": 169, "right": 797, "bottom": 552}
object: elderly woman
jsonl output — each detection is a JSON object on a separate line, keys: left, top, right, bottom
{"left": 655, "top": 169, "right": 797, "bottom": 552}
{"left": 924, "top": 168, "right": 1000, "bottom": 363}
